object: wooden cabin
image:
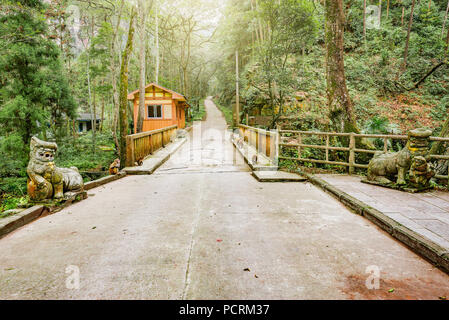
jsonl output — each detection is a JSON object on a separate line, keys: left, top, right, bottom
{"left": 76, "top": 113, "right": 102, "bottom": 133}
{"left": 127, "top": 83, "right": 189, "bottom": 133}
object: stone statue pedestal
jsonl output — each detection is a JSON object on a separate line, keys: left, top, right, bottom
{"left": 23, "top": 189, "right": 88, "bottom": 213}
{"left": 361, "top": 178, "right": 433, "bottom": 193}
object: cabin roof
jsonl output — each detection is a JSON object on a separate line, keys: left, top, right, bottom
{"left": 127, "top": 83, "right": 187, "bottom": 102}
{"left": 77, "top": 113, "right": 102, "bottom": 121}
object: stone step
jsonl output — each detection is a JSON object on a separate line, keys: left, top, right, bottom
{"left": 252, "top": 170, "right": 307, "bottom": 182}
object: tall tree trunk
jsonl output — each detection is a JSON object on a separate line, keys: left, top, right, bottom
{"left": 119, "top": 8, "right": 136, "bottom": 167}
{"left": 251, "top": 0, "right": 260, "bottom": 45}
{"left": 325, "top": 0, "right": 359, "bottom": 133}
{"left": 378, "top": 0, "right": 382, "bottom": 26}
{"left": 386, "top": 0, "right": 390, "bottom": 19}
{"left": 137, "top": 0, "right": 147, "bottom": 133}
{"left": 100, "top": 90, "right": 105, "bottom": 132}
{"left": 363, "top": 0, "right": 367, "bottom": 41}
{"left": 430, "top": 116, "right": 449, "bottom": 177}
{"left": 401, "top": 2, "right": 405, "bottom": 26}
{"left": 155, "top": 0, "right": 159, "bottom": 83}
{"left": 430, "top": 116, "right": 449, "bottom": 156}
{"left": 255, "top": 0, "right": 264, "bottom": 43}
{"left": 93, "top": 81, "right": 97, "bottom": 139}
{"left": 86, "top": 38, "right": 96, "bottom": 154}
{"left": 446, "top": 20, "right": 449, "bottom": 53}
{"left": 402, "top": 0, "right": 416, "bottom": 71}
{"left": 442, "top": 0, "right": 449, "bottom": 38}
{"left": 111, "top": 0, "right": 125, "bottom": 153}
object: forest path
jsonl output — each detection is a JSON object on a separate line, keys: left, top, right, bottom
{"left": 0, "top": 99, "right": 448, "bottom": 299}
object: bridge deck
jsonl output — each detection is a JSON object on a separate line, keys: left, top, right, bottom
{"left": 317, "top": 174, "right": 449, "bottom": 251}
{"left": 0, "top": 99, "right": 448, "bottom": 299}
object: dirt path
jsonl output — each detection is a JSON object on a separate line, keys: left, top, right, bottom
{"left": 0, "top": 98, "right": 448, "bottom": 299}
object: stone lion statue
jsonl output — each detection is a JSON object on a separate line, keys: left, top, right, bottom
{"left": 367, "top": 143, "right": 411, "bottom": 185}
{"left": 366, "top": 128, "right": 435, "bottom": 189}
{"left": 27, "top": 137, "right": 84, "bottom": 201}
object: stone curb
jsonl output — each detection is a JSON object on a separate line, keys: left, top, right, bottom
{"left": 0, "top": 132, "right": 193, "bottom": 239}
{"left": 0, "top": 170, "right": 132, "bottom": 239}
{"left": 251, "top": 171, "right": 307, "bottom": 183}
{"left": 303, "top": 172, "right": 449, "bottom": 274}
{"left": 84, "top": 172, "right": 127, "bottom": 190}
{"left": 0, "top": 205, "right": 47, "bottom": 239}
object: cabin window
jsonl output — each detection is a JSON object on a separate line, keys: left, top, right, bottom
{"left": 147, "top": 105, "right": 162, "bottom": 119}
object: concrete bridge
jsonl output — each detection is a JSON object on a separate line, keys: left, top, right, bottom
{"left": 1, "top": 99, "right": 448, "bottom": 299}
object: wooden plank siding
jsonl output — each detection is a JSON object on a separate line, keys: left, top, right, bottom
{"left": 129, "top": 83, "right": 188, "bottom": 134}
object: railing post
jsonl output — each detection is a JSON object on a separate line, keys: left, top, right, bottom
{"left": 256, "top": 129, "right": 259, "bottom": 153}
{"left": 266, "top": 133, "right": 270, "bottom": 158}
{"left": 126, "top": 135, "right": 135, "bottom": 167}
{"left": 161, "top": 130, "right": 165, "bottom": 148}
{"left": 325, "top": 134, "right": 329, "bottom": 161}
{"left": 275, "top": 125, "right": 280, "bottom": 165}
{"left": 349, "top": 132, "right": 355, "bottom": 175}
{"left": 297, "top": 133, "right": 302, "bottom": 159}
{"left": 150, "top": 134, "right": 153, "bottom": 155}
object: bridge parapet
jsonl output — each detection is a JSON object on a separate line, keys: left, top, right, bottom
{"left": 237, "top": 124, "right": 278, "bottom": 163}
{"left": 278, "top": 129, "right": 449, "bottom": 187}
{"left": 125, "top": 125, "right": 178, "bottom": 167}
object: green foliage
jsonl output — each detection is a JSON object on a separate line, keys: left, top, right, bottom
{"left": 214, "top": 101, "right": 234, "bottom": 127}
{"left": 0, "top": 194, "right": 28, "bottom": 216}
{"left": 0, "top": 0, "right": 78, "bottom": 212}
{"left": 189, "top": 99, "right": 206, "bottom": 123}
{"left": 363, "top": 116, "right": 402, "bottom": 150}
{"left": 363, "top": 116, "right": 401, "bottom": 135}
{"left": 213, "top": 0, "right": 449, "bottom": 137}
{"left": 213, "top": 0, "right": 320, "bottom": 128}
{"left": 0, "top": 1, "right": 76, "bottom": 156}
{"left": 56, "top": 132, "right": 117, "bottom": 172}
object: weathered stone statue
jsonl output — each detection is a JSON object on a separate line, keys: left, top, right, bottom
{"left": 176, "top": 129, "right": 188, "bottom": 139}
{"left": 366, "top": 144, "right": 411, "bottom": 185}
{"left": 27, "top": 137, "right": 84, "bottom": 201}
{"left": 409, "top": 156, "right": 435, "bottom": 188}
{"left": 365, "top": 128, "right": 435, "bottom": 192}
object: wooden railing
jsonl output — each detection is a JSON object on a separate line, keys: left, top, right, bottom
{"left": 279, "top": 130, "right": 449, "bottom": 183}
{"left": 238, "top": 124, "right": 278, "bottom": 161}
{"left": 125, "top": 125, "right": 178, "bottom": 167}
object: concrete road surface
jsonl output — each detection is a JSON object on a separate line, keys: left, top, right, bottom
{"left": 1, "top": 98, "right": 448, "bottom": 299}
